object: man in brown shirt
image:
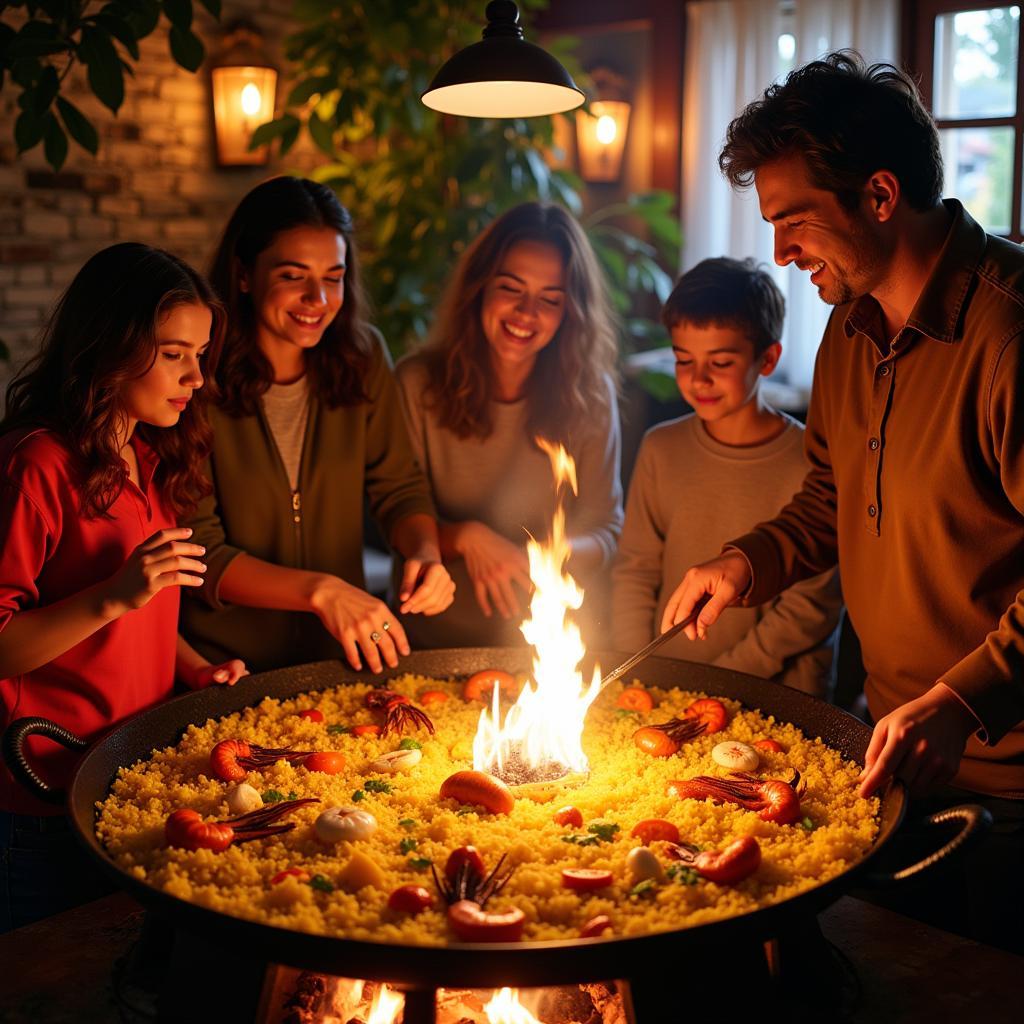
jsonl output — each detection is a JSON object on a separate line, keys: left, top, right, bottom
{"left": 663, "top": 54, "right": 1024, "bottom": 803}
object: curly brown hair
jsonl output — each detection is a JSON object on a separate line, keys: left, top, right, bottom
{"left": 417, "top": 202, "right": 618, "bottom": 445}
{"left": 719, "top": 50, "right": 942, "bottom": 212}
{"left": 2, "top": 243, "right": 224, "bottom": 519}
{"left": 208, "top": 176, "right": 374, "bottom": 415}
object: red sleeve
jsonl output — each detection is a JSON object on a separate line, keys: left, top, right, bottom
{"left": 0, "top": 478, "right": 55, "bottom": 632}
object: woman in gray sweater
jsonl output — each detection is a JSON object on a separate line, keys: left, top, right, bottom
{"left": 395, "top": 203, "right": 623, "bottom": 648}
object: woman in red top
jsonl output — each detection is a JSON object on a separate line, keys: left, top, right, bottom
{"left": 0, "top": 243, "right": 247, "bottom": 931}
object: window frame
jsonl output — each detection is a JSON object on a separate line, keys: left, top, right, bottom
{"left": 910, "top": 1, "right": 1024, "bottom": 242}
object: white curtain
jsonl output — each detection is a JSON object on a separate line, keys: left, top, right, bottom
{"left": 680, "top": 0, "right": 900, "bottom": 391}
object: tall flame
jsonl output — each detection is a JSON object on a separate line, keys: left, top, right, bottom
{"left": 365, "top": 983, "right": 403, "bottom": 1024}
{"left": 484, "top": 988, "right": 545, "bottom": 1024}
{"left": 473, "top": 440, "right": 602, "bottom": 780}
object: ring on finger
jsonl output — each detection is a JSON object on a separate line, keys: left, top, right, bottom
{"left": 370, "top": 630, "right": 382, "bottom": 643}
{"left": 382, "top": 620, "right": 391, "bottom": 632}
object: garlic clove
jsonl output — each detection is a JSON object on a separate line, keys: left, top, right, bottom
{"left": 314, "top": 806, "right": 379, "bottom": 844}
{"left": 626, "top": 845, "right": 667, "bottom": 885}
{"left": 369, "top": 748, "right": 422, "bottom": 774}
{"left": 225, "top": 782, "right": 263, "bottom": 815}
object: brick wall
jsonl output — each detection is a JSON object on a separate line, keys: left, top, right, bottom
{"left": 0, "top": 1, "right": 319, "bottom": 398}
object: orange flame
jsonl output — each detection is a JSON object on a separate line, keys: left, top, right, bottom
{"left": 484, "top": 987, "right": 544, "bottom": 1024}
{"left": 473, "top": 441, "right": 601, "bottom": 779}
{"left": 365, "top": 983, "right": 403, "bottom": 1024}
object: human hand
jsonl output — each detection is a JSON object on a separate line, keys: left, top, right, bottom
{"left": 101, "top": 527, "right": 206, "bottom": 618}
{"left": 455, "top": 521, "right": 532, "bottom": 619}
{"left": 858, "top": 683, "right": 979, "bottom": 798}
{"left": 310, "top": 575, "right": 410, "bottom": 673}
{"left": 660, "top": 551, "right": 751, "bottom": 640}
{"left": 191, "top": 659, "right": 249, "bottom": 688}
{"left": 397, "top": 558, "right": 455, "bottom": 616}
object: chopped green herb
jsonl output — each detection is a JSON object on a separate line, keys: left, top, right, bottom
{"left": 800, "top": 816, "right": 816, "bottom": 832}
{"left": 615, "top": 708, "right": 639, "bottom": 718}
{"left": 667, "top": 864, "right": 700, "bottom": 886}
{"left": 398, "top": 738, "right": 422, "bottom": 750}
{"left": 352, "top": 790, "right": 365, "bottom": 802}
{"left": 326, "top": 724, "right": 351, "bottom": 735}
{"left": 399, "top": 818, "right": 417, "bottom": 829}
{"left": 561, "top": 834, "right": 600, "bottom": 847}
{"left": 629, "top": 878, "right": 658, "bottom": 898}
{"left": 408, "top": 856, "right": 432, "bottom": 870}
{"left": 308, "top": 874, "right": 334, "bottom": 893}
{"left": 287, "top": 791, "right": 297, "bottom": 801}
{"left": 262, "top": 789, "right": 286, "bottom": 803}
{"left": 399, "top": 837, "right": 418, "bottom": 854}
{"left": 364, "top": 779, "right": 392, "bottom": 794}
{"left": 587, "top": 822, "right": 620, "bottom": 842}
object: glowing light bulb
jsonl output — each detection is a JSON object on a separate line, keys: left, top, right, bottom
{"left": 595, "top": 114, "right": 617, "bottom": 145}
{"left": 240, "top": 82, "right": 262, "bottom": 116}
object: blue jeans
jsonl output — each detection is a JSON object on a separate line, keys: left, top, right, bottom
{"left": 0, "top": 811, "right": 115, "bottom": 933}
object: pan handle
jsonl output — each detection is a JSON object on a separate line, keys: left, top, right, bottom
{"left": 866, "top": 803, "right": 992, "bottom": 886}
{"left": 1, "top": 716, "right": 88, "bottom": 805}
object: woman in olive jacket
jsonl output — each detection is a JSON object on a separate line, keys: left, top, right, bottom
{"left": 182, "top": 177, "right": 454, "bottom": 674}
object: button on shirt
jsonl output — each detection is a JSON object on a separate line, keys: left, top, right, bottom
{"left": 729, "top": 200, "right": 1024, "bottom": 798}
{"left": 0, "top": 430, "right": 179, "bottom": 815}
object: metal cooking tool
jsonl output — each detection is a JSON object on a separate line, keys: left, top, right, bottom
{"left": 598, "top": 605, "right": 703, "bottom": 690}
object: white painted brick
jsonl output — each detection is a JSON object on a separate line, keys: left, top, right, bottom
{"left": 23, "top": 211, "right": 71, "bottom": 238}
{"left": 74, "top": 215, "right": 116, "bottom": 240}
{"left": 98, "top": 196, "right": 141, "bottom": 217}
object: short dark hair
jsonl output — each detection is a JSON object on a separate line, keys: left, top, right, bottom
{"left": 662, "top": 257, "right": 785, "bottom": 355}
{"left": 719, "top": 50, "right": 942, "bottom": 212}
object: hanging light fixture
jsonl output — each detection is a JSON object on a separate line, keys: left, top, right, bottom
{"left": 209, "top": 21, "right": 278, "bottom": 167}
{"left": 422, "top": 0, "right": 585, "bottom": 118}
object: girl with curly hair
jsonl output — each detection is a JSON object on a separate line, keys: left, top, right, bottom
{"left": 0, "top": 242, "right": 245, "bottom": 929}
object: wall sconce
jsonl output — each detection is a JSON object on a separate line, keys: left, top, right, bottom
{"left": 576, "top": 100, "right": 631, "bottom": 183}
{"left": 210, "top": 22, "right": 278, "bottom": 167}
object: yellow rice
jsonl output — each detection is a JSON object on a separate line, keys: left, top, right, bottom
{"left": 94, "top": 674, "right": 879, "bottom": 944}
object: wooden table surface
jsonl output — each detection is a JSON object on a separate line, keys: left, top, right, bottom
{"left": 0, "top": 892, "right": 1019, "bottom": 1022}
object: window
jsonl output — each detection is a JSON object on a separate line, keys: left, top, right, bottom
{"left": 916, "top": 4, "right": 1024, "bottom": 240}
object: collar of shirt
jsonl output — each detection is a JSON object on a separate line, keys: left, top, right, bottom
{"left": 842, "top": 199, "right": 988, "bottom": 353}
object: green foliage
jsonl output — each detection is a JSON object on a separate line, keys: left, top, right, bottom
{"left": 0, "top": 0, "right": 221, "bottom": 170}
{"left": 269, "top": 0, "right": 679, "bottom": 355}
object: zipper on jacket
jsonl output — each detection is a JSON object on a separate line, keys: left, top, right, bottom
{"left": 291, "top": 490, "right": 302, "bottom": 524}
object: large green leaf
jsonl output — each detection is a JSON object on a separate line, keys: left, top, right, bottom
{"left": 78, "top": 25, "right": 125, "bottom": 111}
{"left": 25, "top": 64, "right": 59, "bottom": 115}
{"left": 198, "top": 0, "right": 222, "bottom": 17}
{"left": 162, "top": 0, "right": 193, "bottom": 30}
{"left": 168, "top": 25, "right": 203, "bottom": 72}
{"left": 93, "top": 10, "right": 141, "bottom": 60}
{"left": 249, "top": 114, "right": 300, "bottom": 150}
{"left": 57, "top": 96, "right": 100, "bottom": 155}
{"left": 14, "top": 108, "right": 45, "bottom": 152}
{"left": 307, "top": 111, "right": 335, "bottom": 157}
{"left": 42, "top": 111, "right": 68, "bottom": 170}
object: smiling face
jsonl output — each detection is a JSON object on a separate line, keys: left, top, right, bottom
{"left": 480, "top": 239, "right": 567, "bottom": 390}
{"left": 756, "top": 154, "right": 890, "bottom": 306}
{"left": 120, "top": 301, "right": 211, "bottom": 431}
{"left": 671, "top": 321, "right": 780, "bottom": 428}
{"left": 241, "top": 224, "right": 347, "bottom": 370}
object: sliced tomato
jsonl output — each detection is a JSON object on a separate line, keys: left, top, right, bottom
{"left": 684, "top": 698, "right": 728, "bottom": 734}
{"left": 579, "top": 914, "right": 613, "bottom": 938}
{"left": 419, "top": 690, "right": 449, "bottom": 706}
{"left": 462, "top": 669, "right": 517, "bottom": 702}
{"left": 553, "top": 806, "right": 584, "bottom": 828}
{"left": 444, "top": 845, "right": 486, "bottom": 882}
{"left": 303, "top": 751, "right": 346, "bottom": 774}
{"left": 351, "top": 724, "right": 381, "bottom": 737}
{"left": 270, "top": 868, "right": 310, "bottom": 885}
{"left": 561, "top": 868, "right": 613, "bottom": 892}
{"left": 448, "top": 900, "right": 525, "bottom": 942}
{"left": 617, "top": 687, "right": 654, "bottom": 713}
{"left": 387, "top": 885, "right": 433, "bottom": 914}
{"left": 297, "top": 709, "right": 324, "bottom": 722}
{"left": 630, "top": 818, "right": 680, "bottom": 845}
{"left": 754, "top": 738, "right": 785, "bottom": 753}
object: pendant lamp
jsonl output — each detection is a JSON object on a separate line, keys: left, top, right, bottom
{"left": 422, "top": 0, "right": 585, "bottom": 118}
